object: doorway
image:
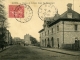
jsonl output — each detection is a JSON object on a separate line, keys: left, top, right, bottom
{"left": 57, "top": 38, "right": 59, "bottom": 48}
{"left": 51, "top": 37, "right": 54, "bottom": 47}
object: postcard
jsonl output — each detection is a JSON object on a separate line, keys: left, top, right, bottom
{"left": 0, "top": 0, "right": 80, "bottom": 60}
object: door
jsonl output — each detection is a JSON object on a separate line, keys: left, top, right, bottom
{"left": 51, "top": 37, "right": 54, "bottom": 47}
{"left": 57, "top": 38, "right": 59, "bottom": 48}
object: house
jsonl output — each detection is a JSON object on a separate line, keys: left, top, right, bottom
{"left": 39, "top": 3, "right": 80, "bottom": 49}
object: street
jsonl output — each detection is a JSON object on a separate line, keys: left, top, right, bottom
{"left": 0, "top": 45, "right": 80, "bottom": 60}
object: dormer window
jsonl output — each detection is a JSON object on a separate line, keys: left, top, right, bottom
{"left": 67, "top": 13, "right": 72, "bottom": 18}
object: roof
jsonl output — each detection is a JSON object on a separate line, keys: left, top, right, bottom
{"left": 39, "top": 4, "right": 80, "bottom": 33}
{"left": 49, "top": 9, "right": 80, "bottom": 27}
{"left": 44, "top": 13, "right": 60, "bottom": 26}
{"left": 49, "top": 18, "right": 80, "bottom": 27}
{"left": 60, "top": 10, "right": 80, "bottom": 19}
{"left": 38, "top": 29, "right": 44, "bottom": 33}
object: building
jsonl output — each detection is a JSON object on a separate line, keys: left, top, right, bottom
{"left": 5, "top": 30, "right": 12, "bottom": 45}
{"left": 14, "top": 37, "right": 21, "bottom": 44}
{"left": 39, "top": 3, "right": 80, "bottom": 49}
{"left": 24, "top": 34, "right": 31, "bottom": 45}
{"left": 0, "top": 27, "right": 12, "bottom": 46}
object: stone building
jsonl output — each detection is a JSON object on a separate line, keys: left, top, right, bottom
{"left": 39, "top": 3, "right": 80, "bottom": 49}
{"left": 24, "top": 34, "right": 31, "bottom": 45}
{"left": 5, "top": 30, "right": 12, "bottom": 45}
{"left": 14, "top": 37, "right": 21, "bottom": 44}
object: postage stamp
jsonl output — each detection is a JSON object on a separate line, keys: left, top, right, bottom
{"left": 9, "top": 4, "right": 33, "bottom": 23}
{"left": 38, "top": 3, "right": 57, "bottom": 21}
{"left": 14, "top": 5, "right": 24, "bottom": 18}
{"left": 9, "top": 5, "right": 24, "bottom": 18}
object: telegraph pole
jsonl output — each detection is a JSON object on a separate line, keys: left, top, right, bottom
{"left": 73, "top": 0, "right": 74, "bottom": 10}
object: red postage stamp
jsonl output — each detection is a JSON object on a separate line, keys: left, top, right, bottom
{"left": 9, "top": 5, "right": 24, "bottom": 18}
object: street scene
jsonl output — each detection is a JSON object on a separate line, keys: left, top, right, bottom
{"left": 0, "top": 0, "right": 80, "bottom": 60}
{"left": 0, "top": 45, "right": 80, "bottom": 60}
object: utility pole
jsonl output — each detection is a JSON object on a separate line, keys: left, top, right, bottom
{"left": 73, "top": 0, "right": 74, "bottom": 10}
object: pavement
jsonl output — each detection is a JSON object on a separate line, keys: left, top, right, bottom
{"left": 41, "top": 47, "right": 80, "bottom": 56}
{"left": 0, "top": 45, "right": 80, "bottom": 56}
{"left": 1, "top": 45, "right": 80, "bottom": 60}
{"left": 0, "top": 46, "right": 11, "bottom": 52}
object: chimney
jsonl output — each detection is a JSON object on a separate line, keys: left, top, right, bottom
{"left": 67, "top": 3, "right": 72, "bottom": 12}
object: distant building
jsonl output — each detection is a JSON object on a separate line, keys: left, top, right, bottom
{"left": 24, "top": 34, "right": 31, "bottom": 45}
{"left": 14, "top": 37, "right": 21, "bottom": 44}
{"left": 0, "top": 27, "right": 12, "bottom": 46}
{"left": 39, "top": 3, "right": 80, "bottom": 49}
{"left": 5, "top": 30, "right": 12, "bottom": 45}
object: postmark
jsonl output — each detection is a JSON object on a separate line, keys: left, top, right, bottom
{"left": 38, "top": 3, "right": 57, "bottom": 21}
{"left": 9, "top": 4, "right": 33, "bottom": 23}
{"left": 14, "top": 4, "right": 33, "bottom": 23}
{"left": 14, "top": 5, "right": 24, "bottom": 18}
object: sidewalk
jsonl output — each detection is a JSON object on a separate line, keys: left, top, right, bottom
{"left": 41, "top": 47, "right": 80, "bottom": 56}
{"left": 0, "top": 46, "right": 11, "bottom": 52}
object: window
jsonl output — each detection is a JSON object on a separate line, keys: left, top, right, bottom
{"left": 75, "top": 25, "right": 78, "bottom": 31}
{"left": 67, "top": 13, "right": 72, "bottom": 18}
{"left": 57, "top": 25, "right": 59, "bottom": 31}
{"left": 45, "top": 32, "right": 46, "bottom": 36}
{"left": 52, "top": 28, "right": 53, "bottom": 33}
{"left": 48, "top": 30, "right": 49, "bottom": 35}
{"left": 42, "top": 33, "right": 43, "bottom": 36}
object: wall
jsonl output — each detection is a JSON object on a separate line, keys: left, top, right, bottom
{"left": 40, "top": 20, "right": 80, "bottom": 49}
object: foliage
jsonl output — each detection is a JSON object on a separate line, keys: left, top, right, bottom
{"left": 0, "top": 0, "right": 8, "bottom": 49}
{"left": 30, "top": 36, "right": 38, "bottom": 45}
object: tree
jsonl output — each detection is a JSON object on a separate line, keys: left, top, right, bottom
{"left": 0, "top": 0, "right": 8, "bottom": 49}
{"left": 30, "top": 36, "right": 38, "bottom": 46}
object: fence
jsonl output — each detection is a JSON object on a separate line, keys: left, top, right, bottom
{"left": 62, "top": 40, "right": 80, "bottom": 50}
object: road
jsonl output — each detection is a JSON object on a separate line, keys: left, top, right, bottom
{"left": 0, "top": 45, "right": 80, "bottom": 60}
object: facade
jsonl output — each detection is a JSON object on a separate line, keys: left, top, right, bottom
{"left": 4, "top": 29, "right": 12, "bottom": 45}
{"left": 14, "top": 37, "right": 21, "bottom": 44}
{"left": 24, "top": 34, "right": 31, "bottom": 45}
{"left": 39, "top": 3, "right": 80, "bottom": 49}
{"left": 0, "top": 27, "right": 12, "bottom": 46}
{"left": 5, "top": 30, "right": 12, "bottom": 45}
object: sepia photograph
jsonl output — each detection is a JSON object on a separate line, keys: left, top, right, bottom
{"left": 0, "top": 0, "right": 80, "bottom": 60}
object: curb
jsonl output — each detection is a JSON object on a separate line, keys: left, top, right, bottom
{"left": 41, "top": 48, "right": 80, "bottom": 56}
{"left": 0, "top": 46, "right": 11, "bottom": 53}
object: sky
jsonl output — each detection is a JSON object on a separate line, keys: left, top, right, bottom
{"left": 2, "top": 0, "right": 80, "bottom": 41}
